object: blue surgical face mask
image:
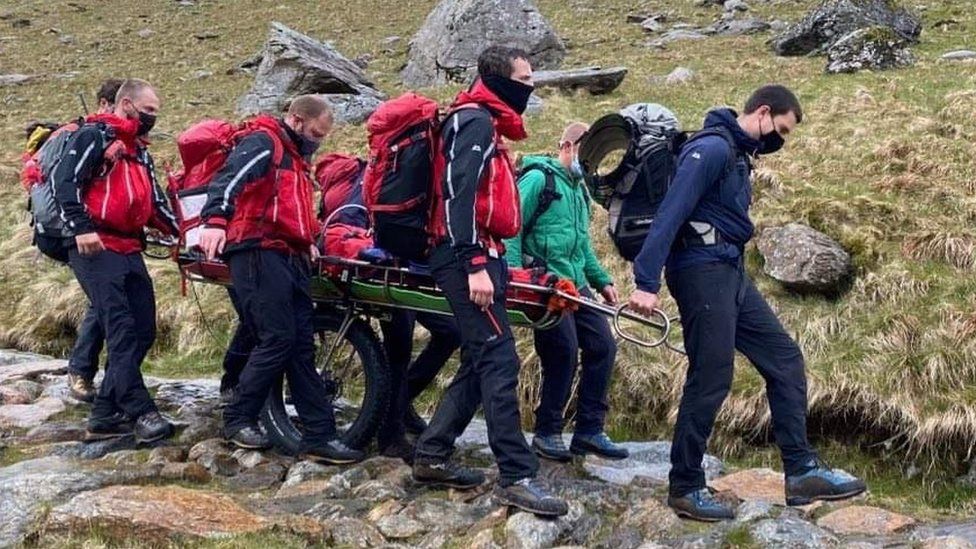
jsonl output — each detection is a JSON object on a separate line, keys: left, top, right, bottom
{"left": 570, "top": 155, "right": 584, "bottom": 179}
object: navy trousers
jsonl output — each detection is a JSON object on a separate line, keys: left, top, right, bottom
{"left": 224, "top": 249, "right": 337, "bottom": 447}
{"left": 665, "top": 261, "right": 817, "bottom": 497}
{"left": 533, "top": 287, "right": 617, "bottom": 437}
{"left": 68, "top": 304, "right": 103, "bottom": 380}
{"left": 68, "top": 249, "right": 157, "bottom": 420}
{"left": 414, "top": 245, "right": 539, "bottom": 485}
{"left": 377, "top": 309, "right": 460, "bottom": 448}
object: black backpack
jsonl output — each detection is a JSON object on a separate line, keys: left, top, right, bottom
{"left": 579, "top": 108, "right": 739, "bottom": 261}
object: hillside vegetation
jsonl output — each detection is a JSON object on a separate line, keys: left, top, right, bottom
{"left": 1, "top": 0, "right": 976, "bottom": 490}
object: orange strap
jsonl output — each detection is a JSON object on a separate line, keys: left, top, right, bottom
{"left": 547, "top": 279, "right": 580, "bottom": 313}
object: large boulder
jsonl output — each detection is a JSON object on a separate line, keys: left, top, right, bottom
{"left": 237, "top": 22, "right": 384, "bottom": 120}
{"left": 531, "top": 66, "right": 627, "bottom": 95}
{"left": 825, "top": 26, "right": 916, "bottom": 74}
{"left": 756, "top": 223, "right": 853, "bottom": 296}
{"left": 771, "top": 0, "right": 921, "bottom": 56}
{"left": 401, "top": 0, "right": 565, "bottom": 88}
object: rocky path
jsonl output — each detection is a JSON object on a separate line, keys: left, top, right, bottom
{"left": 0, "top": 350, "right": 972, "bottom": 548}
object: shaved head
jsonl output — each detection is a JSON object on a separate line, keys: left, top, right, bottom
{"left": 560, "top": 122, "right": 589, "bottom": 147}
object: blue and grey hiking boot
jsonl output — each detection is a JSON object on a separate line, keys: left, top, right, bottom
{"left": 786, "top": 458, "right": 866, "bottom": 506}
{"left": 570, "top": 432, "right": 630, "bottom": 460}
{"left": 667, "top": 488, "right": 735, "bottom": 522}
{"left": 532, "top": 434, "right": 572, "bottom": 462}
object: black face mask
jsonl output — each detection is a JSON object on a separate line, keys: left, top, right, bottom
{"left": 482, "top": 75, "right": 534, "bottom": 115}
{"left": 757, "top": 113, "right": 784, "bottom": 155}
{"left": 136, "top": 110, "right": 156, "bottom": 137}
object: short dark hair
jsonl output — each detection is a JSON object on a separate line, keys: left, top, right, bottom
{"left": 477, "top": 45, "right": 530, "bottom": 79}
{"left": 744, "top": 84, "right": 803, "bottom": 124}
{"left": 96, "top": 78, "right": 124, "bottom": 105}
{"left": 116, "top": 78, "right": 154, "bottom": 104}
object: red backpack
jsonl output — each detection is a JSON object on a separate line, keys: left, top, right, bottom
{"left": 362, "top": 93, "right": 441, "bottom": 261}
{"left": 166, "top": 119, "right": 283, "bottom": 250}
{"left": 315, "top": 152, "right": 368, "bottom": 229}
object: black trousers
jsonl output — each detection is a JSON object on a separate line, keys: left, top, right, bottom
{"left": 68, "top": 249, "right": 157, "bottom": 420}
{"left": 533, "top": 287, "right": 617, "bottom": 437}
{"left": 665, "top": 261, "right": 817, "bottom": 497}
{"left": 68, "top": 304, "right": 103, "bottom": 380}
{"left": 414, "top": 245, "right": 538, "bottom": 485}
{"left": 224, "top": 249, "right": 337, "bottom": 447}
{"left": 221, "top": 287, "right": 255, "bottom": 392}
{"left": 377, "top": 309, "right": 460, "bottom": 448}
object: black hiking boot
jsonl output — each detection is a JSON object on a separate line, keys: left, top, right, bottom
{"left": 532, "top": 434, "right": 572, "bottom": 462}
{"left": 785, "top": 458, "right": 867, "bottom": 506}
{"left": 412, "top": 460, "right": 485, "bottom": 489}
{"left": 134, "top": 411, "right": 174, "bottom": 444}
{"left": 85, "top": 413, "right": 134, "bottom": 441}
{"left": 227, "top": 425, "right": 271, "bottom": 450}
{"left": 300, "top": 439, "right": 365, "bottom": 465}
{"left": 379, "top": 438, "right": 416, "bottom": 465}
{"left": 570, "top": 432, "right": 629, "bottom": 460}
{"left": 668, "top": 488, "right": 735, "bottom": 522}
{"left": 494, "top": 477, "right": 569, "bottom": 517}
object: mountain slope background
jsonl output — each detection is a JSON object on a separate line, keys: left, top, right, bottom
{"left": 1, "top": 0, "right": 976, "bottom": 511}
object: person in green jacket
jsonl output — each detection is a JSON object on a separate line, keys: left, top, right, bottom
{"left": 505, "top": 122, "right": 628, "bottom": 461}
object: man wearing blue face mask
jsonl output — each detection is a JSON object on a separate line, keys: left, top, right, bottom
{"left": 625, "top": 85, "right": 866, "bottom": 521}
{"left": 505, "top": 122, "right": 626, "bottom": 463}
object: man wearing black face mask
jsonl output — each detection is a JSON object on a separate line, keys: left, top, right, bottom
{"left": 414, "top": 45, "right": 568, "bottom": 518}
{"left": 197, "top": 95, "right": 364, "bottom": 465}
{"left": 52, "top": 78, "right": 180, "bottom": 443}
{"left": 626, "top": 85, "right": 866, "bottom": 521}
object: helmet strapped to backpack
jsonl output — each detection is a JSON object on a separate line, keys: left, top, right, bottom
{"left": 579, "top": 103, "right": 738, "bottom": 262}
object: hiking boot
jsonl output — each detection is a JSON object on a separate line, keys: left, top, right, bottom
{"left": 668, "top": 488, "right": 735, "bottom": 522}
{"left": 532, "top": 434, "right": 572, "bottom": 462}
{"left": 379, "top": 438, "right": 416, "bottom": 465}
{"left": 218, "top": 386, "right": 236, "bottom": 408}
{"left": 786, "top": 458, "right": 867, "bottom": 506}
{"left": 494, "top": 478, "right": 569, "bottom": 517}
{"left": 570, "top": 432, "right": 629, "bottom": 460}
{"left": 227, "top": 425, "right": 271, "bottom": 450}
{"left": 300, "top": 439, "right": 365, "bottom": 465}
{"left": 405, "top": 405, "right": 428, "bottom": 436}
{"left": 134, "top": 411, "right": 174, "bottom": 444}
{"left": 85, "top": 413, "right": 133, "bottom": 440}
{"left": 68, "top": 372, "right": 96, "bottom": 403}
{"left": 412, "top": 460, "right": 485, "bottom": 489}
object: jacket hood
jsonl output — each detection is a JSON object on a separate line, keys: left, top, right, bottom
{"left": 703, "top": 108, "right": 761, "bottom": 156}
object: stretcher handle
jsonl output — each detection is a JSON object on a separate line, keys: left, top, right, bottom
{"left": 613, "top": 304, "right": 671, "bottom": 349}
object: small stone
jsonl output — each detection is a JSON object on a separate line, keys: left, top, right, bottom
{"left": 226, "top": 462, "right": 286, "bottom": 491}
{"left": 353, "top": 53, "right": 372, "bottom": 69}
{"left": 751, "top": 515, "right": 838, "bottom": 548}
{"left": 735, "top": 500, "right": 774, "bottom": 523}
{"left": 469, "top": 528, "right": 500, "bottom": 549}
{"left": 11, "top": 18, "right": 30, "bottom": 28}
{"left": 382, "top": 35, "right": 401, "bottom": 45}
{"left": 711, "top": 468, "right": 785, "bottom": 505}
{"left": 920, "top": 536, "right": 975, "bottom": 549}
{"left": 100, "top": 450, "right": 145, "bottom": 467}
{"left": 664, "top": 67, "right": 696, "bottom": 85}
{"left": 329, "top": 517, "right": 385, "bottom": 547}
{"left": 352, "top": 479, "right": 406, "bottom": 502}
{"left": 23, "top": 421, "right": 86, "bottom": 444}
{"left": 187, "top": 438, "right": 228, "bottom": 462}
{"left": 275, "top": 475, "right": 350, "bottom": 499}
{"left": 376, "top": 514, "right": 427, "bottom": 539}
{"left": 194, "top": 31, "right": 219, "bottom": 40}
{"left": 233, "top": 449, "right": 268, "bottom": 470}
{"left": 942, "top": 50, "right": 976, "bottom": 61}
{"left": 817, "top": 505, "right": 916, "bottom": 536}
{"left": 136, "top": 28, "right": 154, "bottom": 38}
{"left": 192, "top": 69, "right": 213, "bottom": 79}
{"left": 206, "top": 454, "right": 240, "bottom": 477}
{"left": 284, "top": 460, "right": 339, "bottom": 487}
{"left": 619, "top": 498, "right": 683, "bottom": 540}
{"left": 724, "top": 0, "right": 749, "bottom": 12}
{"left": 160, "top": 462, "right": 212, "bottom": 484}
{"left": 506, "top": 512, "right": 563, "bottom": 549}
{"left": 366, "top": 499, "right": 404, "bottom": 523}
{"left": 0, "top": 397, "right": 66, "bottom": 429}
{"left": 641, "top": 18, "right": 665, "bottom": 33}
{"left": 0, "top": 380, "right": 43, "bottom": 404}
{"left": 341, "top": 465, "right": 371, "bottom": 487}
{"left": 148, "top": 446, "right": 188, "bottom": 464}
{"left": 757, "top": 223, "right": 853, "bottom": 294}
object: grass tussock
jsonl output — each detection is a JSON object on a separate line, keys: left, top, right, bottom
{"left": 1, "top": 0, "right": 976, "bottom": 479}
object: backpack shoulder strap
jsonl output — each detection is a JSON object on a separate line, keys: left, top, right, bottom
{"left": 520, "top": 166, "right": 561, "bottom": 237}
{"left": 686, "top": 127, "right": 740, "bottom": 174}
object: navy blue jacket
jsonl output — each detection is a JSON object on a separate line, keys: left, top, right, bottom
{"left": 633, "top": 108, "right": 761, "bottom": 293}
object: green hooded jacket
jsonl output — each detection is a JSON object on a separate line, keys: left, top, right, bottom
{"left": 504, "top": 155, "right": 613, "bottom": 291}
